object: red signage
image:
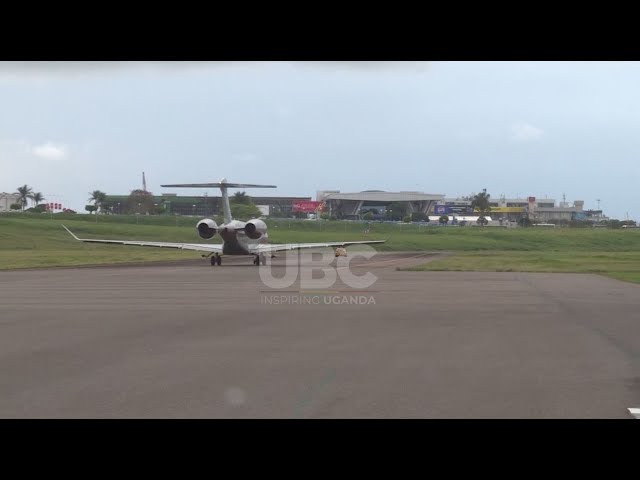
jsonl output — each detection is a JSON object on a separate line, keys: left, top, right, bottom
{"left": 528, "top": 197, "right": 536, "bottom": 203}
{"left": 293, "top": 201, "right": 322, "bottom": 213}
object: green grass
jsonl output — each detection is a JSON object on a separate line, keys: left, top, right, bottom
{"left": 1, "top": 213, "right": 640, "bottom": 282}
{"left": 406, "top": 251, "right": 640, "bottom": 284}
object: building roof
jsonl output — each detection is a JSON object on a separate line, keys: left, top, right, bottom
{"left": 535, "top": 207, "right": 576, "bottom": 212}
{"left": 323, "top": 191, "right": 444, "bottom": 202}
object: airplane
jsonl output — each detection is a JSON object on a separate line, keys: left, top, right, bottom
{"left": 62, "top": 178, "right": 385, "bottom": 267}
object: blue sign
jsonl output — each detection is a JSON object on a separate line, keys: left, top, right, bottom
{"left": 435, "top": 205, "right": 472, "bottom": 215}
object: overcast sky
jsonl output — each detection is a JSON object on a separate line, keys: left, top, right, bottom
{"left": 1, "top": 61, "right": 638, "bottom": 219}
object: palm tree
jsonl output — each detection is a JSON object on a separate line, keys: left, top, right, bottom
{"left": 232, "top": 191, "right": 251, "bottom": 205}
{"left": 471, "top": 189, "right": 492, "bottom": 227}
{"left": 15, "top": 185, "right": 33, "bottom": 211}
{"left": 29, "top": 192, "right": 45, "bottom": 208}
{"left": 88, "top": 190, "right": 107, "bottom": 214}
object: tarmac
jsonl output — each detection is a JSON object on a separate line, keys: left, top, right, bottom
{"left": 0, "top": 252, "right": 638, "bottom": 418}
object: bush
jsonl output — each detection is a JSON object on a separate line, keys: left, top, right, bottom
{"left": 439, "top": 215, "right": 449, "bottom": 225}
{"left": 10, "top": 203, "right": 21, "bottom": 210}
{"left": 518, "top": 216, "right": 532, "bottom": 227}
{"left": 26, "top": 205, "right": 47, "bottom": 213}
{"left": 569, "top": 219, "right": 595, "bottom": 228}
{"left": 411, "top": 212, "right": 428, "bottom": 222}
{"left": 403, "top": 215, "right": 411, "bottom": 223}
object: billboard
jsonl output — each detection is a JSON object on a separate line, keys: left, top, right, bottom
{"left": 293, "top": 201, "right": 322, "bottom": 213}
{"left": 435, "top": 205, "right": 472, "bottom": 215}
{"left": 434, "top": 205, "right": 450, "bottom": 215}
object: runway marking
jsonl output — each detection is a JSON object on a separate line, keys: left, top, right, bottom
{"left": 629, "top": 408, "right": 640, "bottom": 419}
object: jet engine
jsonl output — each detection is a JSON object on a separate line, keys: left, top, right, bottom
{"left": 244, "top": 219, "right": 267, "bottom": 239}
{"left": 196, "top": 218, "right": 218, "bottom": 239}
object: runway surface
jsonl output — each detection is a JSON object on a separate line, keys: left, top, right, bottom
{"left": 0, "top": 252, "right": 639, "bottom": 418}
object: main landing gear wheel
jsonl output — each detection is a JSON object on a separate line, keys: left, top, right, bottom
{"left": 211, "top": 254, "right": 222, "bottom": 266}
{"left": 253, "top": 255, "right": 260, "bottom": 266}
{"left": 260, "top": 254, "right": 267, "bottom": 266}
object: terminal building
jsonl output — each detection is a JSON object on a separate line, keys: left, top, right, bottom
{"left": 99, "top": 172, "right": 608, "bottom": 224}
{"left": 432, "top": 195, "right": 606, "bottom": 223}
{"left": 0, "top": 193, "right": 20, "bottom": 212}
{"left": 316, "top": 190, "right": 445, "bottom": 219}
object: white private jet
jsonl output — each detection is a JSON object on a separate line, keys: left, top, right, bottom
{"left": 63, "top": 179, "right": 385, "bottom": 266}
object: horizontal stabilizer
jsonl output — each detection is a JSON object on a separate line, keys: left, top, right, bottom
{"left": 161, "top": 183, "right": 277, "bottom": 189}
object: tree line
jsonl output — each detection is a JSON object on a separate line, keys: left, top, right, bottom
{"left": 82, "top": 189, "right": 262, "bottom": 219}
{"left": 11, "top": 185, "right": 45, "bottom": 212}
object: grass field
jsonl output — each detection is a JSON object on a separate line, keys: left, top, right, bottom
{"left": 406, "top": 251, "right": 640, "bottom": 284}
{"left": 1, "top": 213, "right": 640, "bottom": 283}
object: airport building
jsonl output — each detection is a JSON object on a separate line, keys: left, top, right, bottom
{"left": 0, "top": 193, "right": 20, "bottom": 212}
{"left": 316, "top": 190, "right": 445, "bottom": 219}
{"left": 432, "top": 195, "right": 606, "bottom": 223}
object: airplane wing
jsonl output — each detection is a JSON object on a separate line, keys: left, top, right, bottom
{"left": 250, "top": 240, "right": 386, "bottom": 254}
{"left": 62, "top": 225, "right": 223, "bottom": 253}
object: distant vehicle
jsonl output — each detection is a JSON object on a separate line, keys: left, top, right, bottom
{"left": 533, "top": 223, "right": 556, "bottom": 227}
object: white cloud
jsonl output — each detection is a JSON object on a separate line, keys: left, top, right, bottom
{"left": 0, "top": 61, "right": 259, "bottom": 82}
{"left": 30, "top": 142, "right": 67, "bottom": 160}
{"left": 510, "top": 122, "right": 544, "bottom": 142}
{"left": 297, "top": 61, "right": 431, "bottom": 73}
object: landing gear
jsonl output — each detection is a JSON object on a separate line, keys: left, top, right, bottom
{"left": 253, "top": 254, "right": 267, "bottom": 266}
{"left": 211, "top": 253, "right": 222, "bottom": 266}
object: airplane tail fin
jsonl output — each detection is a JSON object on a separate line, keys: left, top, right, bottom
{"left": 160, "top": 179, "right": 277, "bottom": 224}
